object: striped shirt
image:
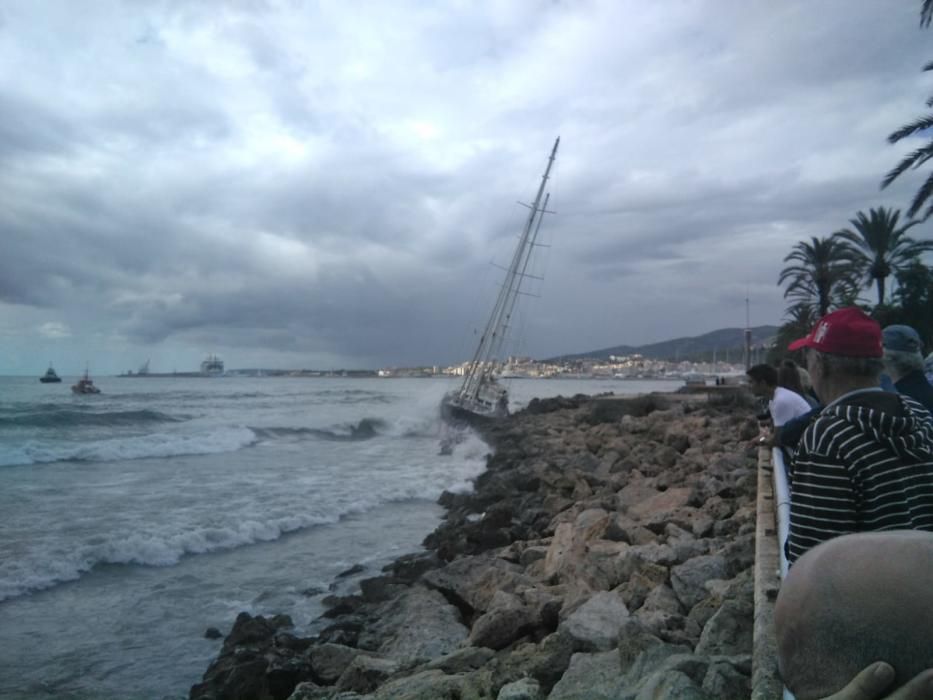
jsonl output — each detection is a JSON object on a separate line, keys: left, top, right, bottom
{"left": 787, "top": 390, "right": 933, "bottom": 565}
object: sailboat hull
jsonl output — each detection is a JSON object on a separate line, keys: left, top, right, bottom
{"left": 440, "top": 392, "right": 508, "bottom": 429}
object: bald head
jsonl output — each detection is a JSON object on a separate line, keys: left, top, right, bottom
{"left": 774, "top": 531, "right": 933, "bottom": 699}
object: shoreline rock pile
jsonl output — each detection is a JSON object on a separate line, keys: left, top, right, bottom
{"left": 191, "top": 392, "right": 762, "bottom": 700}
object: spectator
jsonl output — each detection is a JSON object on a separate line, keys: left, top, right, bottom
{"left": 795, "top": 365, "right": 821, "bottom": 407}
{"left": 774, "top": 531, "right": 933, "bottom": 700}
{"left": 925, "top": 351, "right": 933, "bottom": 384}
{"left": 776, "top": 363, "right": 823, "bottom": 458}
{"left": 785, "top": 307, "right": 933, "bottom": 565}
{"left": 883, "top": 325, "right": 933, "bottom": 415}
{"left": 747, "top": 363, "right": 812, "bottom": 447}
{"left": 778, "top": 359, "right": 817, "bottom": 406}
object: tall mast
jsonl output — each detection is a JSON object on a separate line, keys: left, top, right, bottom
{"left": 458, "top": 137, "right": 559, "bottom": 402}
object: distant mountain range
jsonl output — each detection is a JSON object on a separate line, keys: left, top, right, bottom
{"left": 549, "top": 325, "right": 781, "bottom": 362}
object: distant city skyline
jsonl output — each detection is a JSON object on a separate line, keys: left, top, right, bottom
{"left": 2, "top": 2, "right": 932, "bottom": 375}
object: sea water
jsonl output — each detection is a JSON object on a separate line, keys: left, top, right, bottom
{"left": 0, "top": 375, "right": 682, "bottom": 700}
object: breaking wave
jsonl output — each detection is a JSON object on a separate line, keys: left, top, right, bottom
{"left": 0, "top": 408, "right": 183, "bottom": 429}
{"left": 0, "top": 426, "right": 258, "bottom": 467}
{"left": 253, "top": 418, "right": 388, "bottom": 442}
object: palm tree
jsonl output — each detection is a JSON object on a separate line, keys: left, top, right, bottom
{"left": 833, "top": 207, "right": 933, "bottom": 305}
{"left": 769, "top": 302, "right": 820, "bottom": 364}
{"left": 778, "top": 236, "right": 862, "bottom": 316}
{"left": 784, "top": 303, "right": 818, "bottom": 334}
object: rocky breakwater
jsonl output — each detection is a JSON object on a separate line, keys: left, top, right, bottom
{"left": 191, "top": 392, "right": 762, "bottom": 700}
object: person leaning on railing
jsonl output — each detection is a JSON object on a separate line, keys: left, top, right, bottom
{"left": 746, "top": 362, "right": 813, "bottom": 449}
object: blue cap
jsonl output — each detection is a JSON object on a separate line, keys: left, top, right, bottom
{"left": 882, "top": 324, "right": 923, "bottom": 354}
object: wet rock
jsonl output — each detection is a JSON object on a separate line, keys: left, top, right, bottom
{"left": 204, "top": 627, "right": 223, "bottom": 640}
{"left": 337, "top": 564, "right": 366, "bottom": 578}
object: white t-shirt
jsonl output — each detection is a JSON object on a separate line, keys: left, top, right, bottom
{"left": 769, "top": 386, "right": 813, "bottom": 427}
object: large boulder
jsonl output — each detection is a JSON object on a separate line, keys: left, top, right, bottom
{"left": 468, "top": 591, "right": 536, "bottom": 650}
{"left": 695, "top": 596, "right": 754, "bottom": 656}
{"left": 496, "top": 677, "right": 542, "bottom": 700}
{"left": 670, "top": 555, "right": 728, "bottom": 610}
{"left": 335, "top": 655, "right": 399, "bottom": 694}
{"left": 557, "top": 591, "right": 630, "bottom": 652}
{"left": 190, "top": 613, "right": 307, "bottom": 700}
{"left": 356, "top": 586, "right": 468, "bottom": 663}
{"left": 546, "top": 651, "right": 623, "bottom": 700}
{"left": 369, "top": 670, "right": 482, "bottom": 700}
{"left": 308, "top": 644, "right": 361, "bottom": 686}
{"left": 422, "top": 556, "right": 529, "bottom": 614}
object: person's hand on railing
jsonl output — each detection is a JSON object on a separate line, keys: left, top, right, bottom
{"left": 820, "top": 662, "right": 933, "bottom": 700}
{"left": 747, "top": 432, "right": 774, "bottom": 449}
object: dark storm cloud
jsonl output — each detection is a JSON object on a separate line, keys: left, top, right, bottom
{"left": 1, "top": 0, "right": 931, "bottom": 373}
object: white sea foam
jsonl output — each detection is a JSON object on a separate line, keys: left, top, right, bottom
{"left": 0, "top": 426, "right": 258, "bottom": 467}
{"left": 0, "top": 433, "right": 489, "bottom": 603}
{"left": 0, "top": 510, "right": 340, "bottom": 602}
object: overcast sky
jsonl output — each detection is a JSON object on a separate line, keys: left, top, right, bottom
{"left": 2, "top": 1, "right": 932, "bottom": 375}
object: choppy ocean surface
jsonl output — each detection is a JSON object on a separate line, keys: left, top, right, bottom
{"left": 0, "top": 375, "right": 682, "bottom": 700}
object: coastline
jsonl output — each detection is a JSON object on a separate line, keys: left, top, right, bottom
{"left": 191, "top": 390, "right": 761, "bottom": 700}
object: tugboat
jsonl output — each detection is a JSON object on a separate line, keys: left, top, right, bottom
{"left": 71, "top": 368, "right": 101, "bottom": 394}
{"left": 39, "top": 364, "right": 62, "bottom": 383}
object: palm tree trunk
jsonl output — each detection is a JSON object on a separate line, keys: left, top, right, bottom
{"left": 876, "top": 276, "right": 885, "bottom": 306}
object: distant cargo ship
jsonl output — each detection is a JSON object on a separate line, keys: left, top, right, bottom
{"left": 200, "top": 354, "right": 224, "bottom": 375}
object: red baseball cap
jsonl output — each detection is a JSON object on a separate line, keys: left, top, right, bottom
{"left": 788, "top": 307, "right": 882, "bottom": 357}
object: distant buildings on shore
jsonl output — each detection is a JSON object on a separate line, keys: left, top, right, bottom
{"left": 379, "top": 354, "right": 746, "bottom": 380}
{"left": 117, "top": 353, "right": 746, "bottom": 380}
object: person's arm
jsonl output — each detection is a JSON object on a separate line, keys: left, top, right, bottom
{"left": 786, "top": 430, "right": 858, "bottom": 565}
{"left": 820, "top": 661, "right": 933, "bottom": 700}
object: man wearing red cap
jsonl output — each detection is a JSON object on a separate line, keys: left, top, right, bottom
{"left": 785, "top": 307, "right": 933, "bottom": 565}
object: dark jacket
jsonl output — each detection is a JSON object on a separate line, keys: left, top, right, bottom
{"left": 895, "top": 369, "right": 933, "bottom": 416}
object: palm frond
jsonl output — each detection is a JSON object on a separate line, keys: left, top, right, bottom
{"left": 907, "top": 170, "right": 933, "bottom": 219}
{"left": 887, "top": 115, "right": 933, "bottom": 145}
{"left": 924, "top": 0, "right": 933, "bottom": 28}
{"left": 882, "top": 142, "right": 933, "bottom": 189}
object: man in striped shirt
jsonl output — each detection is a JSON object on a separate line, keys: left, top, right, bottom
{"left": 785, "top": 307, "right": 933, "bottom": 565}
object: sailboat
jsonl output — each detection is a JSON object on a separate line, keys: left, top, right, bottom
{"left": 441, "top": 137, "right": 559, "bottom": 426}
